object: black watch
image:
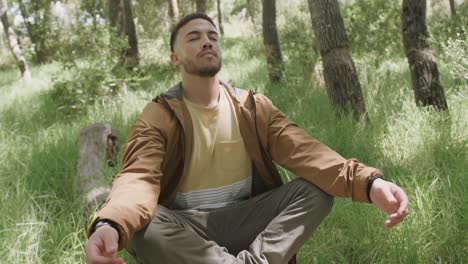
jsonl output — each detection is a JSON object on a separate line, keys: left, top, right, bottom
{"left": 367, "top": 174, "right": 384, "bottom": 202}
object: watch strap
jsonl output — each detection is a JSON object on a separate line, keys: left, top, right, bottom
{"left": 367, "top": 174, "right": 384, "bottom": 202}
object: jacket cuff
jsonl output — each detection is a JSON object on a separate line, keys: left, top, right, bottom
{"left": 87, "top": 208, "right": 129, "bottom": 250}
{"left": 352, "top": 165, "right": 384, "bottom": 203}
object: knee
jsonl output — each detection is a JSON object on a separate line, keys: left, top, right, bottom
{"left": 151, "top": 205, "right": 175, "bottom": 224}
{"left": 294, "top": 179, "right": 334, "bottom": 215}
{"left": 128, "top": 220, "right": 167, "bottom": 262}
{"left": 316, "top": 189, "right": 334, "bottom": 216}
{"left": 128, "top": 206, "right": 174, "bottom": 258}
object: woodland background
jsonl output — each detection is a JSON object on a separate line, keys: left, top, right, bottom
{"left": 0, "top": 0, "right": 467, "bottom": 263}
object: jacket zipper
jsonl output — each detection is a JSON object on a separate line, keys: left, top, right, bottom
{"left": 249, "top": 90, "right": 282, "bottom": 187}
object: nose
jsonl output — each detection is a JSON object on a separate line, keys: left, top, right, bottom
{"left": 202, "top": 35, "right": 213, "bottom": 49}
{"left": 202, "top": 41, "right": 213, "bottom": 49}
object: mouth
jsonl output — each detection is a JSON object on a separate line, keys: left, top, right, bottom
{"left": 199, "top": 51, "right": 217, "bottom": 58}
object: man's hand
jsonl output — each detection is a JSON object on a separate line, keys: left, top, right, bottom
{"left": 85, "top": 225, "right": 125, "bottom": 264}
{"left": 370, "top": 179, "right": 409, "bottom": 228}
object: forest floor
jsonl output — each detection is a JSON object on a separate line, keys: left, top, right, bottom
{"left": 0, "top": 22, "right": 467, "bottom": 264}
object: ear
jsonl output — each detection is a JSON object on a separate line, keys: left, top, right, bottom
{"left": 170, "top": 53, "right": 181, "bottom": 66}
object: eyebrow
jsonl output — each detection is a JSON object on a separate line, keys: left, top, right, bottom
{"left": 185, "top": 30, "right": 219, "bottom": 38}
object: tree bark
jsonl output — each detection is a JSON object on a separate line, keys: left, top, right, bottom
{"left": 195, "top": 0, "right": 207, "bottom": 14}
{"left": 246, "top": 0, "right": 256, "bottom": 24}
{"left": 307, "top": 0, "right": 367, "bottom": 119}
{"left": 449, "top": 0, "right": 456, "bottom": 16}
{"left": 109, "top": 0, "right": 139, "bottom": 68}
{"left": 1, "top": 0, "right": 30, "bottom": 81}
{"left": 168, "top": 0, "right": 180, "bottom": 23}
{"left": 402, "top": 0, "right": 448, "bottom": 111}
{"left": 262, "top": 0, "right": 284, "bottom": 83}
{"left": 78, "top": 123, "right": 118, "bottom": 215}
{"left": 18, "top": 0, "right": 50, "bottom": 63}
{"left": 217, "top": 0, "right": 224, "bottom": 35}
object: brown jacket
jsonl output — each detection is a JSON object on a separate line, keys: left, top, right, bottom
{"left": 88, "top": 81, "right": 383, "bottom": 250}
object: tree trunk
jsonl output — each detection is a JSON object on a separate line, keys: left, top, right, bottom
{"left": 109, "top": 0, "right": 139, "bottom": 68}
{"left": 195, "top": 0, "right": 207, "bottom": 14}
{"left": 262, "top": 0, "right": 284, "bottom": 83}
{"left": 449, "top": 0, "right": 456, "bottom": 16}
{"left": 18, "top": 0, "right": 50, "bottom": 63}
{"left": 89, "top": 0, "right": 104, "bottom": 30}
{"left": 217, "top": 0, "right": 224, "bottom": 35}
{"left": 246, "top": 0, "right": 256, "bottom": 24}
{"left": 168, "top": 0, "right": 180, "bottom": 23}
{"left": 307, "top": 0, "right": 366, "bottom": 119}
{"left": 1, "top": 0, "right": 31, "bottom": 81}
{"left": 402, "top": 0, "right": 448, "bottom": 111}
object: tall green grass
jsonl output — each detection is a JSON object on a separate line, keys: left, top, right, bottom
{"left": 1, "top": 23, "right": 467, "bottom": 264}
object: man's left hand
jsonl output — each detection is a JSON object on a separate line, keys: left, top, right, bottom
{"left": 370, "top": 179, "right": 409, "bottom": 228}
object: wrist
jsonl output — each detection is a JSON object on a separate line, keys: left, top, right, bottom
{"left": 367, "top": 174, "right": 384, "bottom": 203}
{"left": 94, "top": 220, "right": 112, "bottom": 230}
{"left": 94, "top": 220, "right": 121, "bottom": 244}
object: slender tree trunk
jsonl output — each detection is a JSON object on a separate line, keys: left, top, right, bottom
{"left": 449, "top": 0, "right": 456, "bottom": 16}
{"left": 217, "top": 0, "right": 224, "bottom": 35}
{"left": 123, "top": 0, "right": 138, "bottom": 67}
{"left": 1, "top": 0, "right": 31, "bottom": 81}
{"left": 168, "top": 0, "right": 180, "bottom": 23}
{"left": 307, "top": 0, "right": 366, "bottom": 119}
{"left": 246, "top": 0, "right": 256, "bottom": 24}
{"left": 195, "top": 0, "right": 207, "bottom": 14}
{"left": 402, "top": 0, "right": 448, "bottom": 111}
{"left": 90, "top": 0, "right": 103, "bottom": 30}
{"left": 18, "top": 0, "right": 49, "bottom": 63}
{"left": 109, "top": 0, "right": 139, "bottom": 68}
{"left": 262, "top": 0, "right": 284, "bottom": 83}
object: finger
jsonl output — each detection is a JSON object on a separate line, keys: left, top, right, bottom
{"left": 384, "top": 219, "right": 392, "bottom": 228}
{"left": 389, "top": 209, "right": 409, "bottom": 220}
{"left": 392, "top": 187, "right": 409, "bottom": 215}
{"left": 86, "top": 231, "right": 121, "bottom": 264}
{"left": 86, "top": 238, "right": 102, "bottom": 257}
{"left": 102, "top": 232, "right": 119, "bottom": 257}
{"left": 385, "top": 217, "right": 403, "bottom": 228}
{"left": 384, "top": 217, "right": 400, "bottom": 228}
{"left": 87, "top": 238, "right": 110, "bottom": 262}
{"left": 385, "top": 212, "right": 407, "bottom": 228}
{"left": 114, "top": 258, "right": 125, "bottom": 264}
{"left": 89, "top": 255, "right": 124, "bottom": 264}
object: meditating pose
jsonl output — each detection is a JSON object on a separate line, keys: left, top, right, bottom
{"left": 85, "top": 14, "right": 408, "bottom": 264}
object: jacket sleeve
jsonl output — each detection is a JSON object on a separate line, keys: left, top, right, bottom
{"left": 257, "top": 94, "right": 383, "bottom": 203}
{"left": 87, "top": 103, "right": 166, "bottom": 250}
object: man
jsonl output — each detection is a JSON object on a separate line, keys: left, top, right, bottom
{"left": 85, "top": 14, "right": 408, "bottom": 264}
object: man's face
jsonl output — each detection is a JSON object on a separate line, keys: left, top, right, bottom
{"left": 171, "top": 19, "right": 222, "bottom": 77}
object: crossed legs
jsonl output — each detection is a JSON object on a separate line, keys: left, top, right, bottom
{"left": 127, "top": 178, "right": 334, "bottom": 264}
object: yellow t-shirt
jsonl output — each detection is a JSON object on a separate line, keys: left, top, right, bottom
{"left": 172, "top": 87, "right": 252, "bottom": 210}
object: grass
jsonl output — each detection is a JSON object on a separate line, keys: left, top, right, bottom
{"left": 1, "top": 17, "right": 467, "bottom": 264}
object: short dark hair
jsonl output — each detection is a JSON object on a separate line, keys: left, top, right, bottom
{"left": 170, "top": 13, "right": 217, "bottom": 52}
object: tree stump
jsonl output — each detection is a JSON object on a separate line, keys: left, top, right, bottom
{"left": 78, "top": 123, "right": 118, "bottom": 215}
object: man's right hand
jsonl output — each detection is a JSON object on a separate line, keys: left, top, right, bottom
{"left": 85, "top": 225, "right": 125, "bottom": 264}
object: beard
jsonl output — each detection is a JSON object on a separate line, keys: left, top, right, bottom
{"left": 181, "top": 56, "right": 222, "bottom": 77}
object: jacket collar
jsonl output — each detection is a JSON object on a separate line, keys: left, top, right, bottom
{"left": 161, "top": 80, "right": 241, "bottom": 102}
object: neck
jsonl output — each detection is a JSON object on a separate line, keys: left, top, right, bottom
{"left": 181, "top": 74, "right": 220, "bottom": 107}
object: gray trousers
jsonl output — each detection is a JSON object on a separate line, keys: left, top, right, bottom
{"left": 127, "top": 178, "right": 334, "bottom": 264}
